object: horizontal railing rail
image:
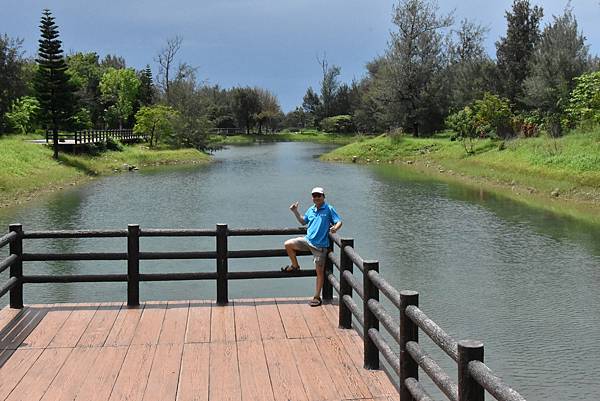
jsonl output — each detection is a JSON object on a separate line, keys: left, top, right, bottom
{"left": 0, "top": 223, "right": 527, "bottom": 400}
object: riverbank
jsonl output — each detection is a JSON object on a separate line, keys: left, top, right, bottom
{"left": 0, "top": 136, "right": 210, "bottom": 208}
{"left": 208, "top": 129, "right": 363, "bottom": 146}
{"left": 322, "top": 129, "right": 600, "bottom": 223}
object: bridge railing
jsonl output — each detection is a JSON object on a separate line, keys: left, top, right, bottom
{"left": 326, "top": 232, "right": 526, "bottom": 401}
{"left": 0, "top": 224, "right": 526, "bottom": 401}
{"left": 45, "top": 129, "right": 148, "bottom": 144}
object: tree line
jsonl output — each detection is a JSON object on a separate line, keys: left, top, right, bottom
{"left": 291, "top": 0, "right": 600, "bottom": 140}
{"left": 0, "top": 9, "right": 285, "bottom": 155}
{"left": 1, "top": 1, "right": 600, "bottom": 154}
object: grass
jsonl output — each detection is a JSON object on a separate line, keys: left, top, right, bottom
{"left": 0, "top": 135, "right": 210, "bottom": 207}
{"left": 322, "top": 129, "right": 600, "bottom": 223}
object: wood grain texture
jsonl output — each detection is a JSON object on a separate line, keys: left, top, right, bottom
{"left": 237, "top": 340, "right": 274, "bottom": 401}
{"left": 177, "top": 343, "right": 210, "bottom": 401}
{"left": 185, "top": 300, "right": 212, "bottom": 344}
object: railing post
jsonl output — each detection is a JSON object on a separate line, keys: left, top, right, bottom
{"left": 458, "top": 340, "right": 485, "bottom": 401}
{"left": 363, "top": 260, "right": 379, "bottom": 370}
{"left": 322, "top": 242, "right": 334, "bottom": 302}
{"left": 9, "top": 224, "right": 23, "bottom": 309}
{"left": 127, "top": 224, "right": 140, "bottom": 307}
{"left": 216, "top": 224, "right": 228, "bottom": 305}
{"left": 338, "top": 238, "right": 354, "bottom": 329}
{"left": 400, "top": 290, "right": 419, "bottom": 401}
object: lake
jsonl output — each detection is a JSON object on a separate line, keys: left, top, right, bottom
{"left": 1, "top": 142, "right": 599, "bottom": 400}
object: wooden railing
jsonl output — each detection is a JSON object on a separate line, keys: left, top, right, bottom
{"left": 45, "top": 129, "right": 148, "bottom": 144}
{"left": 0, "top": 224, "right": 526, "bottom": 401}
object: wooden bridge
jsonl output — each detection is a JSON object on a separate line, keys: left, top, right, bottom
{"left": 45, "top": 129, "right": 147, "bottom": 145}
{"left": 0, "top": 224, "right": 526, "bottom": 401}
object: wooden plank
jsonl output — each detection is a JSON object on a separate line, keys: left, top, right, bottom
{"left": 210, "top": 304, "right": 235, "bottom": 342}
{"left": 209, "top": 342, "right": 241, "bottom": 401}
{"left": 105, "top": 304, "right": 144, "bottom": 346}
{"left": 314, "top": 336, "right": 372, "bottom": 399}
{"left": 233, "top": 299, "right": 260, "bottom": 342}
{"left": 300, "top": 301, "right": 337, "bottom": 338}
{"left": 142, "top": 343, "right": 184, "bottom": 401}
{"left": 131, "top": 301, "right": 167, "bottom": 345}
{"left": 77, "top": 303, "right": 122, "bottom": 347}
{"left": 48, "top": 304, "right": 98, "bottom": 348}
{"left": 0, "top": 348, "right": 44, "bottom": 400}
{"left": 4, "top": 347, "right": 71, "bottom": 401}
{"left": 18, "top": 304, "right": 72, "bottom": 349}
{"left": 255, "top": 298, "right": 286, "bottom": 340}
{"left": 74, "top": 346, "right": 128, "bottom": 401}
{"left": 177, "top": 343, "right": 210, "bottom": 401}
{"left": 237, "top": 340, "right": 275, "bottom": 401}
{"left": 338, "top": 334, "right": 399, "bottom": 397}
{"left": 289, "top": 338, "right": 338, "bottom": 401}
{"left": 108, "top": 345, "right": 156, "bottom": 401}
{"left": 40, "top": 347, "right": 101, "bottom": 401}
{"left": 185, "top": 300, "right": 211, "bottom": 343}
{"left": 276, "top": 299, "right": 311, "bottom": 339}
{"left": 0, "top": 307, "right": 47, "bottom": 350}
{"left": 0, "top": 307, "right": 23, "bottom": 333}
{"left": 263, "top": 339, "right": 308, "bottom": 401}
{"left": 158, "top": 301, "right": 189, "bottom": 344}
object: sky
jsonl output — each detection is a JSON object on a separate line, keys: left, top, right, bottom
{"left": 2, "top": 1, "right": 600, "bottom": 112}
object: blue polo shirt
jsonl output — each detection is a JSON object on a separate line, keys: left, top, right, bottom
{"left": 304, "top": 202, "right": 341, "bottom": 248}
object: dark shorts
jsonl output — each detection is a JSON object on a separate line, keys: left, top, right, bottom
{"left": 287, "top": 237, "right": 328, "bottom": 266}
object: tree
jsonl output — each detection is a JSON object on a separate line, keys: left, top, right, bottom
{"left": 100, "top": 54, "right": 126, "bottom": 70}
{"left": 156, "top": 35, "right": 183, "bottom": 103}
{"left": 496, "top": 0, "right": 543, "bottom": 106}
{"left": 448, "top": 19, "right": 496, "bottom": 110}
{"left": 0, "top": 34, "right": 28, "bottom": 133}
{"left": 374, "top": 0, "right": 453, "bottom": 136}
{"left": 99, "top": 67, "right": 140, "bottom": 129}
{"left": 232, "top": 87, "right": 261, "bottom": 134}
{"left": 5, "top": 96, "right": 40, "bottom": 134}
{"left": 255, "top": 87, "right": 281, "bottom": 133}
{"left": 134, "top": 105, "right": 178, "bottom": 147}
{"left": 565, "top": 71, "right": 600, "bottom": 126}
{"left": 34, "top": 9, "right": 76, "bottom": 159}
{"left": 318, "top": 56, "right": 341, "bottom": 118}
{"left": 302, "top": 87, "right": 321, "bottom": 127}
{"left": 66, "top": 52, "right": 103, "bottom": 127}
{"left": 523, "top": 6, "right": 590, "bottom": 120}
{"left": 138, "top": 65, "right": 154, "bottom": 107}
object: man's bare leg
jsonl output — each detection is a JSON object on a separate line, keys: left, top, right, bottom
{"left": 314, "top": 263, "right": 325, "bottom": 299}
{"left": 284, "top": 240, "right": 300, "bottom": 268}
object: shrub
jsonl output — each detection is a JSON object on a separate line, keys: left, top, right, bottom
{"left": 565, "top": 71, "right": 600, "bottom": 126}
{"left": 445, "top": 106, "right": 477, "bottom": 153}
{"left": 106, "top": 137, "right": 124, "bottom": 151}
{"left": 472, "top": 93, "right": 514, "bottom": 139}
{"left": 320, "top": 115, "right": 355, "bottom": 134}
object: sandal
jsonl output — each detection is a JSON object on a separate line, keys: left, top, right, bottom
{"left": 309, "top": 297, "right": 322, "bottom": 307}
{"left": 281, "top": 265, "right": 300, "bottom": 272}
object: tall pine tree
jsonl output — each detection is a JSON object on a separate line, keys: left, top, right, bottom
{"left": 138, "top": 65, "right": 154, "bottom": 107}
{"left": 34, "top": 9, "right": 75, "bottom": 159}
{"left": 496, "top": 0, "right": 543, "bottom": 108}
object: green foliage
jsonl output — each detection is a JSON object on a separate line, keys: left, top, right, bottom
{"left": 5, "top": 96, "right": 40, "bottom": 134}
{"left": 496, "top": 0, "right": 544, "bottom": 105}
{"left": 105, "top": 137, "right": 124, "bottom": 151}
{"left": 565, "top": 71, "right": 600, "bottom": 126}
{"left": 319, "top": 115, "right": 355, "bottom": 134}
{"left": 134, "top": 105, "right": 178, "bottom": 147}
{"left": 232, "top": 87, "right": 261, "bottom": 134}
{"left": 34, "top": 9, "right": 77, "bottom": 139}
{"left": 99, "top": 67, "right": 140, "bottom": 128}
{"left": 66, "top": 52, "right": 103, "bottom": 127}
{"left": 523, "top": 6, "right": 589, "bottom": 118}
{"left": 0, "top": 34, "right": 28, "bottom": 133}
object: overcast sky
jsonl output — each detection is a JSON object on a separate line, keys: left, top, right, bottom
{"left": 2, "top": 1, "right": 600, "bottom": 112}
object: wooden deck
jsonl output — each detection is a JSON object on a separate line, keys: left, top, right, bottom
{"left": 0, "top": 299, "right": 398, "bottom": 401}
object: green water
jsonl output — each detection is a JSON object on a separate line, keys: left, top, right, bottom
{"left": 1, "top": 142, "right": 599, "bottom": 400}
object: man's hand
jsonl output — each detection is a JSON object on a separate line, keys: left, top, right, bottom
{"left": 329, "top": 226, "right": 337, "bottom": 234}
{"left": 289, "top": 201, "right": 299, "bottom": 212}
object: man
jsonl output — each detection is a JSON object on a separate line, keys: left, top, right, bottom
{"left": 283, "top": 186, "right": 342, "bottom": 307}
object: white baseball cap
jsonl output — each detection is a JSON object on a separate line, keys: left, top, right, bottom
{"left": 311, "top": 187, "right": 325, "bottom": 195}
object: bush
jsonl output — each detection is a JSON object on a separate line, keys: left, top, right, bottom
{"left": 106, "top": 137, "right": 124, "bottom": 151}
{"left": 472, "top": 93, "right": 514, "bottom": 139}
{"left": 319, "top": 115, "right": 355, "bottom": 134}
{"left": 565, "top": 71, "right": 600, "bottom": 126}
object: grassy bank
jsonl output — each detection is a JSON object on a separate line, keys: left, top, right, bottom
{"left": 208, "top": 129, "right": 364, "bottom": 146}
{"left": 322, "top": 129, "right": 600, "bottom": 223}
{"left": 0, "top": 136, "right": 210, "bottom": 207}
